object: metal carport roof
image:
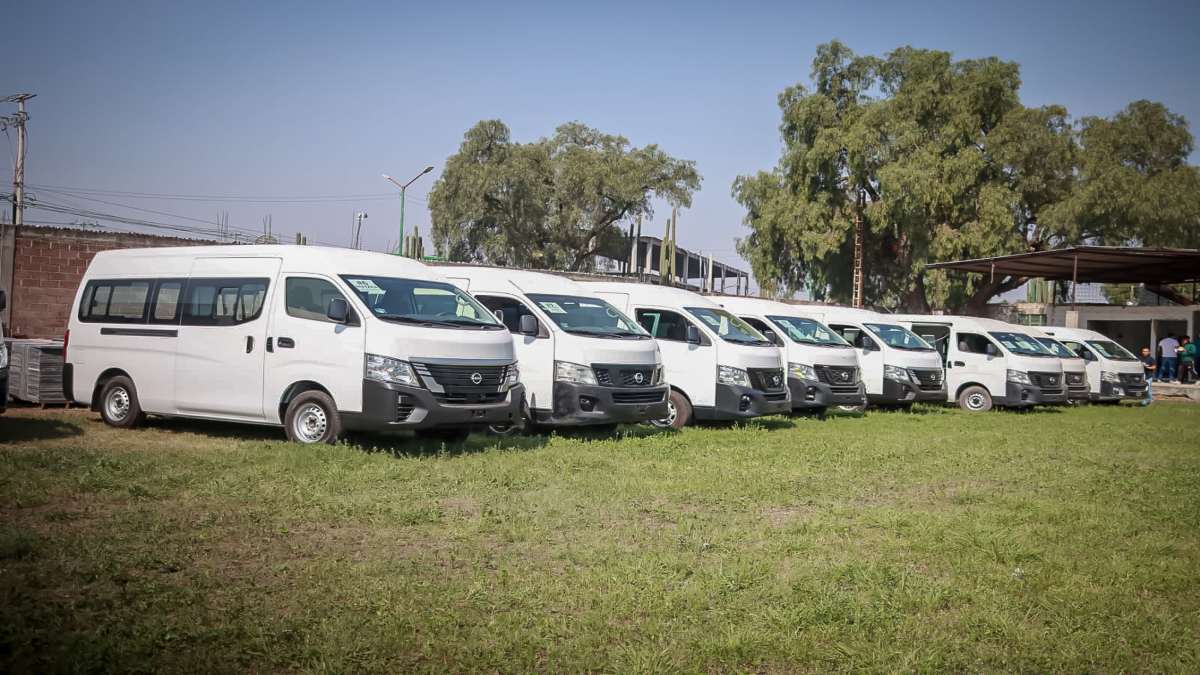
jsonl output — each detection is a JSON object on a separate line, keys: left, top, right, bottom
{"left": 925, "top": 246, "right": 1200, "bottom": 284}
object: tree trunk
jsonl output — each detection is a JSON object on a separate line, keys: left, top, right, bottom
{"left": 960, "top": 276, "right": 1027, "bottom": 316}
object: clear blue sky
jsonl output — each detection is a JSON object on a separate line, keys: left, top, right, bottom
{"left": 8, "top": 0, "right": 1199, "bottom": 270}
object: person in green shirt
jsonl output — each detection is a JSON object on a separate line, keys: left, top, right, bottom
{"left": 1180, "top": 335, "right": 1196, "bottom": 384}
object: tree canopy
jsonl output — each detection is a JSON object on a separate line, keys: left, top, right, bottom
{"left": 733, "top": 41, "right": 1200, "bottom": 313}
{"left": 429, "top": 120, "right": 700, "bottom": 270}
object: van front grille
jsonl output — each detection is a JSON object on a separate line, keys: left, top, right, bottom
{"left": 413, "top": 362, "right": 511, "bottom": 389}
{"left": 612, "top": 390, "right": 665, "bottom": 404}
{"left": 747, "top": 368, "right": 786, "bottom": 392}
{"left": 815, "top": 365, "right": 859, "bottom": 392}
{"left": 909, "top": 368, "right": 944, "bottom": 391}
{"left": 593, "top": 364, "right": 656, "bottom": 387}
{"left": 1028, "top": 371, "right": 1064, "bottom": 392}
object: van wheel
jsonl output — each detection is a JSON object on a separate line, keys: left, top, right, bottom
{"left": 284, "top": 391, "right": 341, "bottom": 444}
{"left": 791, "top": 406, "right": 827, "bottom": 419}
{"left": 651, "top": 390, "right": 692, "bottom": 430}
{"left": 958, "top": 385, "right": 993, "bottom": 412}
{"left": 99, "top": 376, "right": 144, "bottom": 428}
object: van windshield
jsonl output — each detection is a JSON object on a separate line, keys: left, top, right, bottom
{"left": 863, "top": 323, "right": 935, "bottom": 351}
{"left": 685, "top": 307, "right": 772, "bottom": 345}
{"left": 988, "top": 331, "right": 1055, "bottom": 357}
{"left": 1086, "top": 339, "right": 1138, "bottom": 361}
{"left": 766, "top": 315, "right": 850, "bottom": 347}
{"left": 526, "top": 293, "right": 648, "bottom": 338}
{"left": 1035, "top": 336, "right": 1079, "bottom": 359}
{"left": 340, "top": 275, "right": 502, "bottom": 329}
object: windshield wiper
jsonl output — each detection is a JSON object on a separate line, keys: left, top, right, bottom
{"left": 375, "top": 314, "right": 484, "bottom": 329}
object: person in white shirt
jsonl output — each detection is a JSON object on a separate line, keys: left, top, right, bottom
{"left": 1158, "top": 334, "right": 1180, "bottom": 382}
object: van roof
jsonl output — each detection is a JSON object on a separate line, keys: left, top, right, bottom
{"left": 433, "top": 265, "right": 587, "bottom": 296}
{"left": 714, "top": 295, "right": 822, "bottom": 318}
{"left": 580, "top": 280, "right": 721, "bottom": 309}
{"left": 1042, "top": 326, "right": 1108, "bottom": 342}
{"left": 891, "top": 314, "right": 1028, "bottom": 333}
{"left": 85, "top": 245, "right": 443, "bottom": 281}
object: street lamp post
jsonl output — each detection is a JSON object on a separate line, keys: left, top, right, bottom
{"left": 382, "top": 166, "right": 434, "bottom": 256}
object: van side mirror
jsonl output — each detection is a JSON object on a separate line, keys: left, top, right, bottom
{"left": 862, "top": 337, "right": 879, "bottom": 351}
{"left": 519, "top": 314, "right": 539, "bottom": 336}
{"left": 326, "top": 297, "right": 350, "bottom": 324}
{"left": 493, "top": 309, "right": 505, "bottom": 323}
{"left": 985, "top": 343, "right": 999, "bottom": 357}
{"left": 686, "top": 324, "right": 702, "bottom": 345}
{"left": 0, "top": 289, "right": 6, "bottom": 311}
{"left": 762, "top": 328, "right": 781, "bottom": 346}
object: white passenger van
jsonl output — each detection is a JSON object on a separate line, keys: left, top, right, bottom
{"left": 894, "top": 315, "right": 1067, "bottom": 411}
{"left": 1041, "top": 326, "right": 1148, "bottom": 402}
{"left": 803, "top": 307, "right": 945, "bottom": 407}
{"left": 1025, "top": 326, "right": 1090, "bottom": 403}
{"left": 437, "top": 266, "right": 668, "bottom": 429}
{"left": 715, "top": 296, "right": 865, "bottom": 414}
{"left": 581, "top": 281, "right": 790, "bottom": 428}
{"left": 64, "top": 246, "right": 524, "bottom": 444}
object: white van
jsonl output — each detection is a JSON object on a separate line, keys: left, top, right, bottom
{"left": 895, "top": 315, "right": 1067, "bottom": 411}
{"left": 714, "top": 296, "right": 865, "bottom": 414}
{"left": 0, "top": 289, "right": 7, "bottom": 414}
{"left": 438, "top": 266, "right": 668, "bottom": 429}
{"left": 64, "top": 246, "right": 524, "bottom": 444}
{"left": 1025, "top": 326, "right": 1090, "bottom": 403}
{"left": 1041, "top": 326, "right": 1148, "bottom": 402}
{"left": 804, "top": 307, "right": 945, "bottom": 407}
{"left": 582, "top": 281, "right": 790, "bottom": 428}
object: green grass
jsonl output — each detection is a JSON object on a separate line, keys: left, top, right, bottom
{"left": 1, "top": 403, "right": 1198, "bottom": 673}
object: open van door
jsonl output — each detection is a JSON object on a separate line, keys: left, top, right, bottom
{"left": 174, "top": 257, "right": 280, "bottom": 420}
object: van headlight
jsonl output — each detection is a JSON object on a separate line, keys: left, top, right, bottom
{"left": 505, "top": 364, "right": 520, "bottom": 387}
{"left": 555, "top": 361, "right": 597, "bottom": 385}
{"left": 1007, "top": 369, "right": 1032, "bottom": 385}
{"left": 883, "top": 364, "right": 910, "bottom": 382}
{"left": 717, "top": 365, "right": 751, "bottom": 387}
{"left": 788, "top": 362, "right": 817, "bottom": 381}
{"left": 1100, "top": 371, "right": 1120, "bottom": 383}
{"left": 364, "top": 354, "right": 420, "bottom": 387}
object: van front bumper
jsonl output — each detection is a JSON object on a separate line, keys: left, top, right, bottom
{"left": 1068, "top": 385, "right": 1090, "bottom": 402}
{"left": 695, "top": 383, "right": 791, "bottom": 421}
{"left": 1002, "top": 382, "right": 1068, "bottom": 407}
{"left": 1094, "top": 380, "right": 1147, "bottom": 401}
{"left": 340, "top": 379, "right": 525, "bottom": 432}
{"left": 870, "top": 378, "right": 945, "bottom": 405}
{"left": 533, "top": 382, "right": 670, "bottom": 426}
{"left": 788, "top": 376, "right": 865, "bottom": 409}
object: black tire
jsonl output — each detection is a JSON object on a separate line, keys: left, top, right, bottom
{"left": 651, "top": 389, "right": 692, "bottom": 430}
{"left": 791, "top": 406, "right": 828, "bottom": 419}
{"left": 283, "top": 390, "right": 341, "bottom": 444}
{"left": 98, "top": 375, "right": 145, "bottom": 428}
{"left": 488, "top": 398, "right": 531, "bottom": 436}
{"left": 415, "top": 427, "right": 471, "bottom": 443}
{"left": 957, "top": 385, "right": 993, "bottom": 413}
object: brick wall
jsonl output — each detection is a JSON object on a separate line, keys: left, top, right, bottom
{"left": 5, "top": 226, "right": 214, "bottom": 338}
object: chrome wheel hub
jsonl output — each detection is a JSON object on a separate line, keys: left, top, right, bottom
{"left": 651, "top": 399, "right": 678, "bottom": 428}
{"left": 293, "top": 403, "right": 328, "bottom": 443}
{"left": 105, "top": 387, "right": 131, "bottom": 421}
{"left": 966, "top": 393, "right": 986, "bottom": 410}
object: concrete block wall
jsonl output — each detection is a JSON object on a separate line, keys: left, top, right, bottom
{"left": 1, "top": 225, "right": 213, "bottom": 339}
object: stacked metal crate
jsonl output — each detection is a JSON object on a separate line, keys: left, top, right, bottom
{"left": 4, "top": 339, "right": 67, "bottom": 405}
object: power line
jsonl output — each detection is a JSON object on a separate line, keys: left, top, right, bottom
{"left": 25, "top": 182, "right": 429, "bottom": 205}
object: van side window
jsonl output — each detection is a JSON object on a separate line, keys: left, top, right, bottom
{"left": 829, "top": 323, "right": 876, "bottom": 350}
{"left": 956, "top": 332, "right": 994, "bottom": 354}
{"left": 79, "top": 280, "right": 151, "bottom": 323}
{"left": 635, "top": 309, "right": 691, "bottom": 342}
{"left": 475, "top": 294, "right": 534, "bottom": 333}
{"left": 150, "top": 280, "right": 184, "bottom": 323}
{"left": 286, "top": 277, "right": 355, "bottom": 324}
{"left": 181, "top": 278, "right": 269, "bottom": 326}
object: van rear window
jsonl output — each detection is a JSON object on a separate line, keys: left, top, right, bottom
{"left": 79, "top": 280, "right": 151, "bottom": 323}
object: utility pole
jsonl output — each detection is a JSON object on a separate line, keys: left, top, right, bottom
{"left": 851, "top": 189, "right": 865, "bottom": 309}
{"left": 383, "top": 166, "right": 434, "bottom": 256}
{"left": 352, "top": 211, "right": 368, "bottom": 249}
{"left": 2, "top": 94, "right": 35, "bottom": 228}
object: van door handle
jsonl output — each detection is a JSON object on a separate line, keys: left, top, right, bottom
{"left": 246, "top": 336, "right": 254, "bottom": 353}
{"left": 953, "top": 361, "right": 965, "bottom": 367}
{"left": 276, "top": 337, "right": 295, "bottom": 349}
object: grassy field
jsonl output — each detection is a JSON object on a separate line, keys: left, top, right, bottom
{"left": 1, "top": 403, "right": 1198, "bottom": 673}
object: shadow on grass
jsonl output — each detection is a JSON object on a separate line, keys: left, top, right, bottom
{"left": 358, "top": 422, "right": 676, "bottom": 458}
{"left": 0, "top": 414, "right": 84, "bottom": 443}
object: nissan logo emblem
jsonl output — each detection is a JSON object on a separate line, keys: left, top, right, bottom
{"left": 839, "top": 371, "right": 849, "bottom": 381}
{"left": 470, "top": 372, "right": 483, "bottom": 385}
{"left": 633, "top": 372, "right": 644, "bottom": 384}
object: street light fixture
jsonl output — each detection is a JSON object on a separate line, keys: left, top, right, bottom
{"left": 382, "top": 165, "right": 435, "bottom": 256}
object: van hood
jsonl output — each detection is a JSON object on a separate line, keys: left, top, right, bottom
{"left": 886, "top": 348, "right": 942, "bottom": 369}
{"left": 1009, "top": 354, "right": 1063, "bottom": 373}
{"left": 719, "top": 341, "right": 784, "bottom": 370}
{"left": 788, "top": 344, "right": 857, "bottom": 368}
{"left": 365, "top": 323, "right": 516, "bottom": 363}
{"left": 1059, "top": 358, "right": 1086, "bottom": 374}
{"left": 555, "top": 333, "right": 660, "bottom": 367}
{"left": 1104, "top": 358, "right": 1145, "bottom": 375}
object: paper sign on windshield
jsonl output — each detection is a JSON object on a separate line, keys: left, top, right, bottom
{"left": 349, "top": 278, "right": 383, "bottom": 294}
{"left": 539, "top": 302, "right": 567, "bottom": 314}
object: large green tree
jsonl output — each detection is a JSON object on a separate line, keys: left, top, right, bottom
{"left": 429, "top": 120, "right": 700, "bottom": 270}
{"left": 734, "top": 42, "right": 1200, "bottom": 313}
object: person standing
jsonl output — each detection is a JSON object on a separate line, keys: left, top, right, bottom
{"left": 1158, "top": 333, "right": 1180, "bottom": 382}
{"left": 1140, "top": 346, "right": 1156, "bottom": 405}
{"left": 1180, "top": 335, "right": 1196, "bottom": 384}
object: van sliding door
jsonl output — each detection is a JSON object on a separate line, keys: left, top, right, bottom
{"left": 174, "top": 257, "right": 281, "bottom": 420}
